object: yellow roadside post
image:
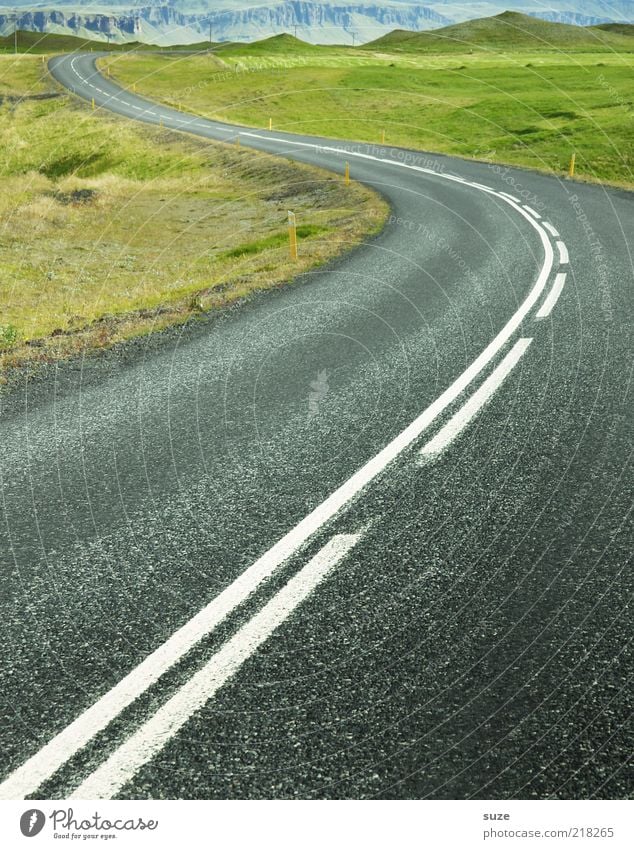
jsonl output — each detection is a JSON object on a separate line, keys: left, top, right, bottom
{"left": 269, "top": 117, "right": 273, "bottom": 130}
{"left": 569, "top": 152, "right": 576, "bottom": 178}
{"left": 344, "top": 161, "right": 350, "bottom": 186}
{"left": 91, "top": 97, "right": 95, "bottom": 110}
{"left": 132, "top": 82, "right": 136, "bottom": 92}
{"left": 288, "top": 211, "right": 298, "bottom": 260}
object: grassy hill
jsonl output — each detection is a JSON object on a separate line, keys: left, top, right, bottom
{"left": 0, "top": 30, "right": 220, "bottom": 55}
{"left": 0, "top": 29, "right": 314, "bottom": 57}
{"left": 2, "top": 13, "right": 633, "bottom": 58}
{"left": 214, "top": 33, "right": 321, "bottom": 57}
{"left": 0, "top": 31, "right": 135, "bottom": 54}
{"left": 591, "top": 23, "right": 634, "bottom": 37}
{"left": 365, "top": 11, "right": 634, "bottom": 53}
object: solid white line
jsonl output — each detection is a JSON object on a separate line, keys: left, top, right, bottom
{"left": 240, "top": 132, "right": 542, "bottom": 234}
{"left": 543, "top": 221, "right": 559, "bottom": 238}
{"left": 523, "top": 205, "right": 541, "bottom": 219}
{"left": 420, "top": 338, "right": 532, "bottom": 457}
{"left": 70, "top": 532, "right": 363, "bottom": 799}
{"left": 3, "top": 57, "right": 556, "bottom": 800}
{"left": 557, "top": 240, "right": 569, "bottom": 264}
{"left": 0, "top": 206, "right": 550, "bottom": 800}
{"left": 536, "top": 272, "right": 566, "bottom": 319}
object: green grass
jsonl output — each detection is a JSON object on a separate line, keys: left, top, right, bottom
{"left": 594, "top": 24, "right": 634, "bottom": 37}
{"left": 0, "top": 30, "right": 220, "bottom": 55}
{"left": 222, "top": 224, "right": 326, "bottom": 258}
{"left": 365, "top": 11, "right": 634, "bottom": 53}
{"left": 0, "top": 54, "right": 386, "bottom": 375}
{"left": 107, "top": 41, "right": 633, "bottom": 188}
{"left": 215, "top": 33, "right": 322, "bottom": 57}
{"left": 0, "top": 31, "right": 138, "bottom": 54}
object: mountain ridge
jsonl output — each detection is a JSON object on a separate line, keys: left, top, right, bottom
{"left": 0, "top": 1, "right": 632, "bottom": 46}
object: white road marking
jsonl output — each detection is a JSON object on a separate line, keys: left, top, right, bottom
{"left": 2, "top": 55, "right": 560, "bottom": 800}
{"left": 543, "top": 221, "right": 559, "bottom": 238}
{"left": 64, "top": 59, "right": 558, "bottom": 283}
{"left": 63, "top": 59, "right": 562, "bottom": 281}
{"left": 70, "top": 532, "right": 364, "bottom": 799}
{"left": 557, "top": 240, "right": 569, "bottom": 264}
{"left": 536, "top": 272, "right": 566, "bottom": 319}
{"left": 523, "top": 205, "right": 541, "bottom": 219}
{"left": 420, "top": 338, "right": 533, "bottom": 457}
{"left": 0, "top": 200, "right": 551, "bottom": 799}
{"left": 242, "top": 132, "right": 530, "bottom": 214}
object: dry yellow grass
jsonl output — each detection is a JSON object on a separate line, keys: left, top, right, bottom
{"left": 0, "top": 55, "right": 387, "bottom": 378}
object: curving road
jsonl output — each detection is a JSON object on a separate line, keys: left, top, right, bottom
{"left": 0, "top": 52, "right": 631, "bottom": 800}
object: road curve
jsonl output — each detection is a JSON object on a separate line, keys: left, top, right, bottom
{"left": 0, "top": 52, "right": 631, "bottom": 800}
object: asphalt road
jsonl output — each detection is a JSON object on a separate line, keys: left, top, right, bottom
{"left": 0, "top": 52, "right": 631, "bottom": 800}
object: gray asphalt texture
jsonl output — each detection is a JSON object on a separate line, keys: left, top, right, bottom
{"left": 0, "top": 53, "right": 631, "bottom": 800}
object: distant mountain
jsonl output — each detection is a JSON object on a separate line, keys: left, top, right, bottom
{"left": 0, "top": 1, "right": 632, "bottom": 46}
{"left": 0, "top": 3, "right": 451, "bottom": 47}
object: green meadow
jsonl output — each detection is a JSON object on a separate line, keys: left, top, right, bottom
{"left": 0, "top": 11, "right": 631, "bottom": 374}
{"left": 104, "top": 17, "right": 633, "bottom": 188}
{"left": 0, "top": 54, "right": 384, "bottom": 373}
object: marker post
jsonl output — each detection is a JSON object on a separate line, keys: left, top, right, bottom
{"left": 569, "top": 152, "right": 576, "bottom": 178}
{"left": 288, "top": 211, "right": 298, "bottom": 260}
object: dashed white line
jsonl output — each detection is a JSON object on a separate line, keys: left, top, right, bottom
{"left": 7, "top": 54, "right": 561, "bottom": 801}
{"left": 523, "top": 205, "right": 541, "bottom": 219}
{"left": 557, "top": 240, "right": 569, "bottom": 264}
{"left": 420, "top": 338, "right": 533, "bottom": 457}
{"left": 536, "top": 272, "right": 567, "bottom": 319}
{"left": 70, "top": 532, "right": 364, "bottom": 799}
{"left": 0, "top": 189, "right": 552, "bottom": 797}
{"left": 241, "top": 132, "right": 536, "bottom": 219}
{"left": 543, "top": 221, "right": 559, "bottom": 238}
